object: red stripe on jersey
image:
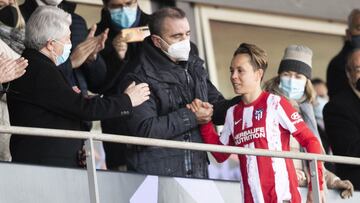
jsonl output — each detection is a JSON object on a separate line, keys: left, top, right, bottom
{"left": 256, "top": 153, "right": 278, "bottom": 203}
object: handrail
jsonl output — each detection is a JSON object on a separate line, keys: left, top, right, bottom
{"left": 1, "top": 126, "right": 360, "bottom": 165}
{"left": 1, "top": 125, "right": 360, "bottom": 203}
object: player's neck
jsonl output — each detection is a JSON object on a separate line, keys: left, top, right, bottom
{"left": 242, "top": 87, "right": 262, "bottom": 105}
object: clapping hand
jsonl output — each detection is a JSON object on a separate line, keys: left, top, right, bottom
{"left": 0, "top": 54, "right": 28, "bottom": 83}
{"left": 70, "top": 25, "right": 109, "bottom": 68}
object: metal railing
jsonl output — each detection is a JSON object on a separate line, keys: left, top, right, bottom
{"left": 1, "top": 125, "right": 360, "bottom": 203}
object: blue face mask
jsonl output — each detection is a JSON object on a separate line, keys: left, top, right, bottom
{"left": 110, "top": 6, "right": 137, "bottom": 28}
{"left": 313, "top": 96, "right": 328, "bottom": 119}
{"left": 351, "top": 35, "right": 360, "bottom": 48}
{"left": 53, "top": 40, "right": 72, "bottom": 66}
{"left": 279, "top": 76, "right": 306, "bottom": 100}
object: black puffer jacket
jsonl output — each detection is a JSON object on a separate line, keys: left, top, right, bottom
{"left": 123, "top": 37, "right": 225, "bottom": 178}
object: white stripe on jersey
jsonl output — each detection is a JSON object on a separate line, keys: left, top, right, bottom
{"left": 242, "top": 106, "right": 254, "bottom": 130}
{"left": 220, "top": 105, "right": 245, "bottom": 203}
{"left": 266, "top": 95, "right": 292, "bottom": 202}
{"left": 277, "top": 98, "right": 297, "bottom": 133}
{"left": 245, "top": 142, "right": 265, "bottom": 203}
{"left": 239, "top": 163, "right": 244, "bottom": 203}
{"left": 220, "top": 106, "right": 235, "bottom": 145}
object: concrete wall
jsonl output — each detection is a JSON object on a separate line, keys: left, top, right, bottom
{"left": 0, "top": 162, "right": 359, "bottom": 203}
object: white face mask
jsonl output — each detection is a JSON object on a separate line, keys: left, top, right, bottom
{"left": 36, "top": 0, "right": 63, "bottom": 6}
{"left": 160, "top": 38, "right": 191, "bottom": 61}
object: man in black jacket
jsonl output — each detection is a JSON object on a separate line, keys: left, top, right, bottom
{"left": 327, "top": 9, "right": 360, "bottom": 99}
{"left": 7, "top": 6, "right": 150, "bottom": 168}
{"left": 324, "top": 48, "right": 360, "bottom": 190}
{"left": 96, "top": 0, "right": 150, "bottom": 170}
{"left": 122, "top": 7, "right": 237, "bottom": 178}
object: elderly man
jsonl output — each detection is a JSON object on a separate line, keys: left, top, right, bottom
{"left": 21, "top": 0, "right": 108, "bottom": 97}
{"left": 121, "top": 7, "right": 239, "bottom": 178}
{"left": 327, "top": 9, "right": 360, "bottom": 98}
{"left": 324, "top": 48, "right": 360, "bottom": 190}
{"left": 7, "top": 6, "right": 150, "bottom": 167}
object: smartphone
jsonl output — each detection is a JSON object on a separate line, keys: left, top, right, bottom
{"left": 121, "top": 26, "right": 150, "bottom": 43}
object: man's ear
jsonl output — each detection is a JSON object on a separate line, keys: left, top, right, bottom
{"left": 151, "top": 35, "right": 162, "bottom": 49}
{"left": 45, "top": 39, "right": 55, "bottom": 52}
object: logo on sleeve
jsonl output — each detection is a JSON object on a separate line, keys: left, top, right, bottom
{"left": 290, "top": 112, "right": 303, "bottom": 124}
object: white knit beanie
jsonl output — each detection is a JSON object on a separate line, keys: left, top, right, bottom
{"left": 278, "top": 45, "right": 313, "bottom": 79}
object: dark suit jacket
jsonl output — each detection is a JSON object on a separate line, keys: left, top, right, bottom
{"left": 7, "top": 49, "right": 133, "bottom": 167}
{"left": 323, "top": 87, "right": 360, "bottom": 190}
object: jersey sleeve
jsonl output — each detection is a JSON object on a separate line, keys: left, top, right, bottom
{"left": 277, "top": 96, "right": 307, "bottom": 134}
{"left": 200, "top": 107, "right": 235, "bottom": 163}
{"left": 277, "top": 97, "right": 324, "bottom": 190}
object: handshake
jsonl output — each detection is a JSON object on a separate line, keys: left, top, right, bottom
{"left": 186, "top": 98, "right": 213, "bottom": 124}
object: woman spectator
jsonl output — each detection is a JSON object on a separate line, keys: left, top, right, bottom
{"left": 264, "top": 45, "right": 353, "bottom": 199}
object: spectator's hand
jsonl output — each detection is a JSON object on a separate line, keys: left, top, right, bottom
{"left": 113, "top": 32, "right": 130, "bottom": 60}
{"left": 70, "top": 36, "right": 98, "bottom": 68}
{"left": 330, "top": 179, "right": 354, "bottom": 199}
{"left": 296, "top": 169, "right": 307, "bottom": 186}
{"left": 0, "top": 55, "right": 28, "bottom": 83}
{"left": 306, "top": 190, "right": 325, "bottom": 203}
{"left": 186, "top": 98, "right": 213, "bottom": 124}
{"left": 86, "top": 25, "right": 109, "bottom": 63}
{"left": 124, "top": 81, "right": 150, "bottom": 107}
{"left": 72, "top": 86, "right": 81, "bottom": 94}
{"left": 77, "top": 146, "right": 86, "bottom": 168}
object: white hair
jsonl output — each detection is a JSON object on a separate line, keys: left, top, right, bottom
{"left": 25, "top": 6, "right": 72, "bottom": 50}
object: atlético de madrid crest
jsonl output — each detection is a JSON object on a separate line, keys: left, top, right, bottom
{"left": 254, "top": 109, "right": 263, "bottom": 121}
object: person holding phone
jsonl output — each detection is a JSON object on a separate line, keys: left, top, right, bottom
{"left": 95, "top": 0, "right": 150, "bottom": 170}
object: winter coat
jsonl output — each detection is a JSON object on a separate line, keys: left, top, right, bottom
{"left": 7, "top": 48, "right": 133, "bottom": 167}
{"left": 323, "top": 87, "right": 360, "bottom": 190}
{"left": 124, "top": 37, "right": 226, "bottom": 178}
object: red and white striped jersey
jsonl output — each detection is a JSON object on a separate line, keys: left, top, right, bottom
{"left": 200, "top": 91, "right": 323, "bottom": 203}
